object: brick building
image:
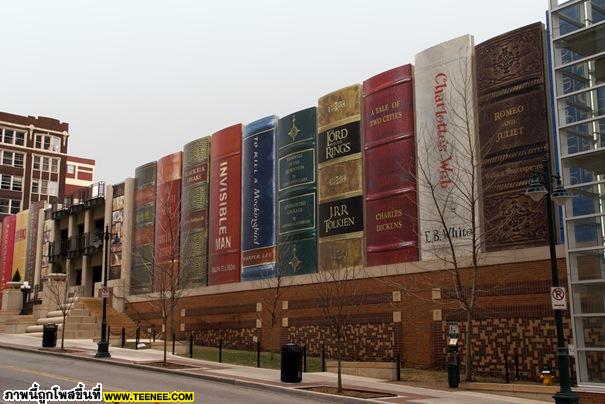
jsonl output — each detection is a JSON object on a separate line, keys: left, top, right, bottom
{"left": 65, "top": 156, "right": 95, "bottom": 196}
{"left": 0, "top": 111, "right": 69, "bottom": 220}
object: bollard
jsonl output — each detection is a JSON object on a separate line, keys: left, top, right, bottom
{"left": 121, "top": 327, "right": 125, "bottom": 348}
{"left": 219, "top": 339, "right": 223, "bottom": 363}
{"left": 135, "top": 326, "right": 140, "bottom": 350}
{"left": 397, "top": 353, "right": 401, "bottom": 381}
{"left": 303, "top": 346, "right": 307, "bottom": 373}
{"left": 152, "top": 327, "right": 156, "bottom": 342}
{"left": 257, "top": 340, "right": 261, "bottom": 368}
{"left": 321, "top": 345, "right": 326, "bottom": 372}
{"left": 172, "top": 332, "right": 176, "bottom": 355}
{"left": 189, "top": 334, "right": 193, "bottom": 359}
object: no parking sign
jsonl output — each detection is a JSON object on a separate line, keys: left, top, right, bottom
{"left": 550, "top": 287, "right": 567, "bottom": 310}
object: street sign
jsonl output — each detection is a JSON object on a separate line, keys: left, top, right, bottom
{"left": 551, "top": 286, "right": 567, "bottom": 310}
{"left": 101, "top": 286, "right": 109, "bottom": 298}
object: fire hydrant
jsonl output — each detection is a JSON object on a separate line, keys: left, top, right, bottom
{"left": 539, "top": 365, "right": 554, "bottom": 386}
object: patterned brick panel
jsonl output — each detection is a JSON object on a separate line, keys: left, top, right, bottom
{"left": 190, "top": 327, "right": 258, "bottom": 351}
{"left": 435, "top": 316, "right": 572, "bottom": 380}
{"left": 288, "top": 293, "right": 392, "bottom": 310}
{"left": 185, "top": 304, "right": 256, "bottom": 317}
{"left": 580, "top": 317, "right": 605, "bottom": 349}
{"left": 283, "top": 321, "right": 400, "bottom": 362}
{"left": 441, "top": 280, "right": 551, "bottom": 299}
{"left": 585, "top": 351, "right": 605, "bottom": 383}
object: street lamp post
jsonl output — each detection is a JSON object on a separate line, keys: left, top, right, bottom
{"left": 19, "top": 281, "right": 31, "bottom": 315}
{"left": 526, "top": 157, "right": 579, "bottom": 404}
{"left": 95, "top": 225, "right": 119, "bottom": 358}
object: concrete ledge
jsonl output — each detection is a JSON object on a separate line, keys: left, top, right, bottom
{"left": 327, "top": 360, "right": 394, "bottom": 381}
{"left": 462, "top": 382, "right": 558, "bottom": 401}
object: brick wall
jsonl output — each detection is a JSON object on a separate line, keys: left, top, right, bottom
{"left": 125, "top": 256, "right": 572, "bottom": 380}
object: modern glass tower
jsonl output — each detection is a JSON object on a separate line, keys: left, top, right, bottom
{"left": 549, "top": 0, "right": 605, "bottom": 387}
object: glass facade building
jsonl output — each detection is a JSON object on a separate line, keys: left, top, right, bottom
{"left": 549, "top": 0, "right": 605, "bottom": 387}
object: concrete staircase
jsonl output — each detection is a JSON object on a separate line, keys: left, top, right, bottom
{"left": 0, "top": 310, "right": 30, "bottom": 333}
{"left": 78, "top": 297, "right": 138, "bottom": 340}
{"left": 24, "top": 297, "right": 97, "bottom": 339}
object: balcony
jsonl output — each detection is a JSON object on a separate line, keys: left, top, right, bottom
{"left": 82, "top": 230, "right": 105, "bottom": 256}
{"left": 67, "top": 235, "right": 85, "bottom": 259}
{"left": 47, "top": 240, "right": 68, "bottom": 263}
{"left": 50, "top": 203, "right": 68, "bottom": 220}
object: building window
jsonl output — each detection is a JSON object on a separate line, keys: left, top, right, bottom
{"left": 34, "top": 133, "right": 61, "bottom": 152}
{"left": 1, "top": 151, "right": 24, "bottom": 168}
{"left": 33, "top": 155, "right": 40, "bottom": 171}
{"left": 15, "top": 131, "right": 24, "bottom": 146}
{"left": 1, "top": 128, "right": 26, "bottom": 146}
{"left": 42, "top": 157, "right": 49, "bottom": 172}
{"left": 0, "top": 198, "right": 20, "bottom": 214}
{"left": 0, "top": 175, "right": 23, "bottom": 191}
{"left": 51, "top": 158, "right": 58, "bottom": 173}
{"left": 32, "top": 180, "right": 39, "bottom": 194}
{"left": 48, "top": 181, "right": 58, "bottom": 197}
{"left": 67, "top": 164, "right": 75, "bottom": 174}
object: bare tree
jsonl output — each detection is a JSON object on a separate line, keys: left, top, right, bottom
{"left": 414, "top": 49, "right": 483, "bottom": 382}
{"left": 44, "top": 272, "right": 81, "bottom": 351}
{"left": 313, "top": 256, "right": 363, "bottom": 393}
{"left": 257, "top": 264, "right": 291, "bottom": 360}
{"left": 133, "top": 180, "right": 184, "bottom": 366}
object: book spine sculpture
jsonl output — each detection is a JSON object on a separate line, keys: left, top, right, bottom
{"left": 363, "top": 64, "right": 419, "bottom": 266}
{"left": 414, "top": 35, "right": 479, "bottom": 260}
{"left": 476, "top": 22, "right": 551, "bottom": 251}
{"left": 154, "top": 152, "right": 182, "bottom": 291}
{"left": 241, "top": 116, "right": 278, "bottom": 281}
{"left": 180, "top": 137, "right": 211, "bottom": 287}
{"left": 131, "top": 161, "right": 157, "bottom": 295}
{"left": 277, "top": 107, "right": 318, "bottom": 276}
{"left": 208, "top": 124, "right": 243, "bottom": 285}
{"left": 317, "top": 84, "right": 364, "bottom": 271}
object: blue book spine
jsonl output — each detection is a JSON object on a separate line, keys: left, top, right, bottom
{"left": 241, "top": 116, "right": 278, "bottom": 281}
{"left": 277, "top": 107, "right": 318, "bottom": 276}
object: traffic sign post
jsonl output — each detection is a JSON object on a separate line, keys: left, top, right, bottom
{"left": 551, "top": 287, "right": 567, "bottom": 310}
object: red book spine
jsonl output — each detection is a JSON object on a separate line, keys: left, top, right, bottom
{"left": 154, "top": 152, "right": 182, "bottom": 292}
{"left": 363, "top": 64, "right": 419, "bottom": 266}
{"left": 1, "top": 216, "right": 16, "bottom": 289}
{"left": 208, "top": 124, "right": 243, "bottom": 285}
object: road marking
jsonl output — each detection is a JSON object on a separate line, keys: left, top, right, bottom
{"left": 0, "top": 364, "right": 123, "bottom": 391}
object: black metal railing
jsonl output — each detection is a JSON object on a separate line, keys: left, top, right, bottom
{"left": 82, "top": 230, "right": 104, "bottom": 255}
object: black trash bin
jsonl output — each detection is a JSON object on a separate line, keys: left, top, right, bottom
{"left": 281, "top": 343, "right": 302, "bottom": 383}
{"left": 448, "top": 362, "right": 460, "bottom": 388}
{"left": 42, "top": 323, "right": 57, "bottom": 348}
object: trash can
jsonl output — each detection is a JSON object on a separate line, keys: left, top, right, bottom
{"left": 280, "top": 343, "right": 302, "bottom": 383}
{"left": 42, "top": 323, "right": 58, "bottom": 348}
{"left": 448, "top": 362, "right": 460, "bottom": 388}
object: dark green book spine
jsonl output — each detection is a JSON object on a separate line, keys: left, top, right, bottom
{"left": 277, "top": 107, "right": 317, "bottom": 276}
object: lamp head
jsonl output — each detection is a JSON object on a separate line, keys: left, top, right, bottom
{"left": 526, "top": 172, "right": 547, "bottom": 202}
{"left": 551, "top": 176, "right": 571, "bottom": 203}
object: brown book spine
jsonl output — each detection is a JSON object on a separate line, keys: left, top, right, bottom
{"left": 317, "top": 84, "right": 364, "bottom": 271}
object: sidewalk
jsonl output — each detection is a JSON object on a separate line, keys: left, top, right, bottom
{"left": 0, "top": 333, "right": 550, "bottom": 404}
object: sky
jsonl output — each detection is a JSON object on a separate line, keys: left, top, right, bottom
{"left": 1, "top": 1, "right": 549, "bottom": 184}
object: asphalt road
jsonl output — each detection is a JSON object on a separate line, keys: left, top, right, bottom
{"left": 0, "top": 348, "right": 326, "bottom": 404}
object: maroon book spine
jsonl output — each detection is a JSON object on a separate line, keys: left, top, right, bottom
{"left": 208, "top": 124, "right": 243, "bottom": 285}
{"left": 154, "top": 152, "right": 183, "bottom": 291}
{"left": 363, "top": 64, "right": 419, "bottom": 266}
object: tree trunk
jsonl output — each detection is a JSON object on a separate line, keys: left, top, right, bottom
{"left": 61, "top": 313, "right": 66, "bottom": 350}
{"left": 163, "top": 319, "right": 167, "bottom": 366}
{"left": 337, "top": 330, "right": 342, "bottom": 393}
{"left": 464, "top": 309, "right": 473, "bottom": 382}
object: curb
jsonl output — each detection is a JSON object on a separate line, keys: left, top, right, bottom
{"left": 0, "top": 343, "right": 382, "bottom": 403}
